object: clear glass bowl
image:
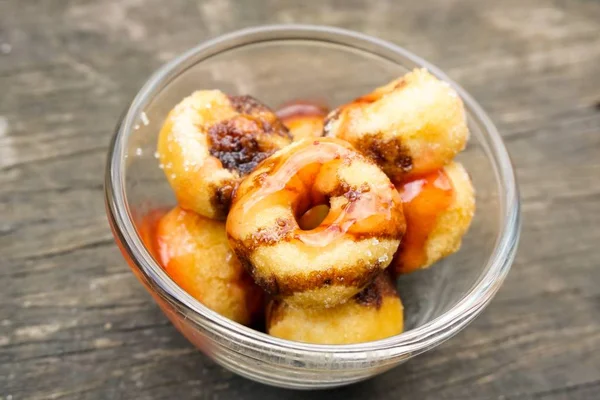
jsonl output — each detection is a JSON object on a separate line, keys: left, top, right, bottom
{"left": 105, "top": 25, "right": 520, "bottom": 389}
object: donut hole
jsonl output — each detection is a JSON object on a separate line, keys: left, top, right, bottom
{"left": 297, "top": 204, "right": 330, "bottom": 230}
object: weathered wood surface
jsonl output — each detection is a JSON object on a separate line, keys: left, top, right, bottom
{"left": 1, "top": 0, "right": 600, "bottom": 398}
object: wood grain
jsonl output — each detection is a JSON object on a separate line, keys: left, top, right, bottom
{"left": 1, "top": 0, "right": 599, "bottom": 398}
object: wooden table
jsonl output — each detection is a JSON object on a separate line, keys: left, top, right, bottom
{"left": 2, "top": 0, "right": 599, "bottom": 399}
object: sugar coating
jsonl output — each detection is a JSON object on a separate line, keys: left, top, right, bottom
{"left": 226, "top": 138, "right": 405, "bottom": 308}
{"left": 267, "top": 273, "right": 404, "bottom": 344}
{"left": 325, "top": 68, "right": 469, "bottom": 181}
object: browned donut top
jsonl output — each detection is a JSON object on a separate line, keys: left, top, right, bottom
{"left": 323, "top": 82, "right": 415, "bottom": 180}
{"left": 355, "top": 271, "right": 398, "bottom": 309}
{"left": 228, "top": 95, "right": 290, "bottom": 137}
{"left": 207, "top": 95, "right": 291, "bottom": 177}
{"left": 353, "top": 134, "right": 413, "bottom": 180}
{"left": 208, "top": 117, "right": 276, "bottom": 176}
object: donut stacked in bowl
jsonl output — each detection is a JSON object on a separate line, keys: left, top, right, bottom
{"left": 145, "top": 68, "right": 475, "bottom": 344}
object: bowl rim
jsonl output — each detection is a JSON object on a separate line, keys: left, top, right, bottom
{"left": 105, "top": 24, "right": 521, "bottom": 360}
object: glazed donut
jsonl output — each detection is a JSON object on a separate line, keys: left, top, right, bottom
{"left": 392, "top": 161, "right": 475, "bottom": 274}
{"left": 266, "top": 272, "right": 403, "bottom": 344}
{"left": 226, "top": 138, "right": 406, "bottom": 308}
{"left": 157, "top": 90, "right": 291, "bottom": 219}
{"left": 155, "top": 206, "right": 264, "bottom": 326}
{"left": 276, "top": 101, "right": 328, "bottom": 141}
{"left": 324, "top": 68, "right": 468, "bottom": 181}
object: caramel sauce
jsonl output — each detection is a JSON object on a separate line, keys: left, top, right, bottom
{"left": 233, "top": 139, "right": 403, "bottom": 248}
{"left": 137, "top": 208, "right": 169, "bottom": 261}
{"left": 142, "top": 207, "right": 265, "bottom": 327}
{"left": 296, "top": 190, "right": 395, "bottom": 247}
{"left": 396, "top": 169, "right": 454, "bottom": 273}
{"left": 276, "top": 101, "right": 328, "bottom": 121}
{"left": 276, "top": 101, "right": 329, "bottom": 141}
{"left": 353, "top": 92, "right": 380, "bottom": 105}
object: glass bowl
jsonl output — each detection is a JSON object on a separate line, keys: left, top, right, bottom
{"left": 105, "top": 25, "right": 520, "bottom": 389}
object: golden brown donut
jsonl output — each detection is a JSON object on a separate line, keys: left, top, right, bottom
{"left": 266, "top": 272, "right": 404, "bottom": 344}
{"left": 157, "top": 90, "right": 291, "bottom": 219}
{"left": 392, "top": 161, "right": 475, "bottom": 274}
{"left": 276, "top": 101, "right": 328, "bottom": 141}
{"left": 324, "top": 68, "right": 468, "bottom": 181}
{"left": 155, "top": 206, "right": 264, "bottom": 326}
{"left": 226, "top": 138, "right": 406, "bottom": 308}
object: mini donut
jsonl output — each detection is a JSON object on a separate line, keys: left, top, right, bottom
{"left": 155, "top": 206, "right": 264, "bottom": 326}
{"left": 266, "top": 272, "right": 403, "bottom": 344}
{"left": 226, "top": 138, "right": 406, "bottom": 308}
{"left": 324, "top": 68, "right": 468, "bottom": 181}
{"left": 392, "top": 161, "right": 475, "bottom": 274}
{"left": 157, "top": 90, "right": 291, "bottom": 219}
{"left": 276, "top": 101, "right": 329, "bottom": 141}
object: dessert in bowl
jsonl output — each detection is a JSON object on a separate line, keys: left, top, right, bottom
{"left": 105, "top": 25, "right": 520, "bottom": 389}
